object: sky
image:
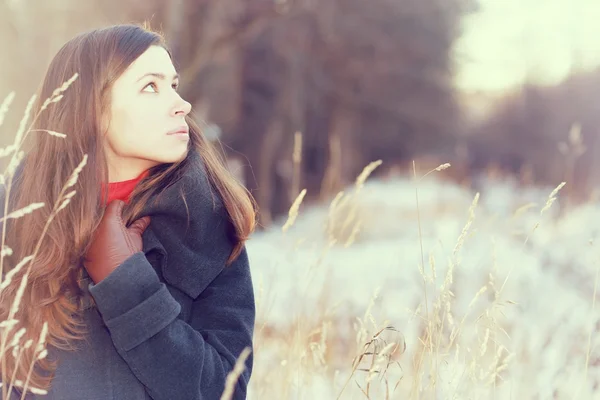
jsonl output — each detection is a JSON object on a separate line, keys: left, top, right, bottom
{"left": 454, "top": 0, "right": 600, "bottom": 93}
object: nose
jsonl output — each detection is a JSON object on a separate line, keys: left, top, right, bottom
{"left": 172, "top": 94, "right": 192, "bottom": 117}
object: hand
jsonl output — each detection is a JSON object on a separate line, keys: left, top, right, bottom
{"left": 84, "top": 200, "right": 151, "bottom": 284}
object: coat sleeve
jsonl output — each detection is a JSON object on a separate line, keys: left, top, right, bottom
{"left": 88, "top": 247, "right": 255, "bottom": 400}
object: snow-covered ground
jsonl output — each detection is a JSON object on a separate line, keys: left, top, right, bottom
{"left": 245, "top": 174, "right": 600, "bottom": 399}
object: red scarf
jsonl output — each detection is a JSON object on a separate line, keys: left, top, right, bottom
{"left": 102, "top": 170, "right": 150, "bottom": 205}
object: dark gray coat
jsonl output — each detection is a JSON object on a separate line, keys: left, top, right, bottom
{"left": 2, "top": 150, "right": 255, "bottom": 399}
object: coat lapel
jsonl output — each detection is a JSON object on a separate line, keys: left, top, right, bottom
{"left": 140, "top": 151, "right": 234, "bottom": 299}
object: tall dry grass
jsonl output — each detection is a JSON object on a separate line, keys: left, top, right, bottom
{"left": 247, "top": 152, "right": 587, "bottom": 399}
{"left": 0, "top": 74, "right": 85, "bottom": 399}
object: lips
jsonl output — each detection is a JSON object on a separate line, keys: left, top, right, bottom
{"left": 167, "top": 126, "right": 189, "bottom": 135}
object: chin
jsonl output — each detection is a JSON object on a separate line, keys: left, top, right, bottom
{"left": 143, "top": 146, "right": 189, "bottom": 166}
{"left": 167, "top": 147, "right": 190, "bottom": 163}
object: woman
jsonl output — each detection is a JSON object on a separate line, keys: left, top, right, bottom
{"left": 0, "top": 24, "right": 257, "bottom": 399}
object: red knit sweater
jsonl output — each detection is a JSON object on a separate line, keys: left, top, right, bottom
{"left": 102, "top": 170, "right": 149, "bottom": 205}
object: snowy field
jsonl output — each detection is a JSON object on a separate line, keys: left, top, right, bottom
{"left": 245, "top": 172, "right": 600, "bottom": 399}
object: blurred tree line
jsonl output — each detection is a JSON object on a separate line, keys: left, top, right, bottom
{"left": 466, "top": 67, "right": 600, "bottom": 202}
{"left": 0, "top": 0, "right": 475, "bottom": 226}
{"left": 4, "top": 0, "right": 597, "bottom": 227}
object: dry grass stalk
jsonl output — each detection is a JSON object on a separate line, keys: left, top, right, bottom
{"left": 412, "top": 160, "right": 429, "bottom": 324}
{"left": 18, "top": 323, "right": 50, "bottom": 399}
{"left": 7, "top": 328, "right": 25, "bottom": 350}
{"left": 500, "top": 181, "right": 566, "bottom": 296}
{"left": 0, "top": 320, "right": 18, "bottom": 330}
{"left": 453, "top": 193, "right": 480, "bottom": 258}
{"left": 28, "top": 129, "right": 67, "bottom": 139}
{"left": 308, "top": 321, "right": 329, "bottom": 368}
{"left": 1, "top": 379, "right": 48, "bottom": 396}
{"left": 282, "top": 189, "right": 307, "bottom": 233}
{"left": 4, "top": 151, "right": 25, "bottom": 184}
{"left": 3, "top": 320, "right": 48, "bottom": 397}
{"left": 331, "top": 286, "right": 406, "bottom": 399}
{"left": 40, "top": 73, "right": 79, "bottom": 112}
{"left": 13, "top": 153, "right": 88, "bottom": 297}
{"left": 0, "top": 92, "right": 16, "bottom": 128}
{"left": 13, "top": 95, "right": 37, "bottom": 149}
{"left": 429, "top": 252, "right": 436, "bottom": 282}
{"left": 539, "top": 181, "right": 566, "bottom": 216}
{"left": 1, "top": 246, "right": 12, "bottom": 258}
{"left": 326, "top": 160, "right": 382, "bottom": 246}
{"left": 511, "top": 202, "right": 538, "bottom": 220}
{"left": 343, "top": 221, "right": 361, "bottom": 248}
{"left": 7, "top": 331, "right": 49, "bottom": 399}
{"left": 448, "top": 286, "right": 487, "bottom": 346}
{"left": 355, "top": 160, "right": 382, "bottom": 190}
{"left": 8, "top": 73, "right": 79, "bottom": 169}
{"left": 0, "top": 256, "right": 33, "bottom": 293}
{"left": 7, "top": 334, "right": 26, "bottom": 397}
{"left": 410, "top": 160, "right": 455, "bottom": 396}
{"left": 339, "top": 323, "right": 404, "bottom": 400}
{"left": 56, "top": 190, "right": 77, "bottom": 213}
{"left": 0, "top": 145, "right": 17, "bottom": 159}
{"left": 221, "top": 347, "right": 251, "bottom": 400}
{"left": 412, "top": 185, "right": 500, "bottom": 398}
{"left": 0, "top": 203, "right": 45, "bottom": 223}
{"left": 64, "top": 155, "right": 88, "bottom": 190}
{"left": 419, "top": 162, "right": 452, "bottom": 182}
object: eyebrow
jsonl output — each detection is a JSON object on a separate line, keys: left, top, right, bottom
{"left": 136, "top": 72, "right": 180, "bottom": 82}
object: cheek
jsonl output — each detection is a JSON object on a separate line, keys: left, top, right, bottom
{"left": 107, "top": 102, "right": 157, "bottom": 149}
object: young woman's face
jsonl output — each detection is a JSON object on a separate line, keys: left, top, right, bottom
{"left": 103, "top": 45, "right": 192, "bottom": 182}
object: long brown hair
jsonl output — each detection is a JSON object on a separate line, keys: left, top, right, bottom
{"left": 0, "top": 24, "right": 256, "bottom": 392}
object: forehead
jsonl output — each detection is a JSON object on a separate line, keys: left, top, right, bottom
{"left": 120, "top": 46, "right": 177, "bottom": 80}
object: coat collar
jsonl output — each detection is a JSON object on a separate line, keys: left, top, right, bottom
{"left": 140, "top": 149, "right": 235, "bottom": 299}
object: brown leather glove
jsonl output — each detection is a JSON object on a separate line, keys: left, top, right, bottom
{"left": 84, "top": 200, "right": 151, "bottom": 284}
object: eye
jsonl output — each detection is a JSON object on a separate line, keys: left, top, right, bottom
{"left": 142, "top": 82, "right": 158, "bottom": 93}
{"left": 172, "top": 82, "right": 179, "bottom": 91}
